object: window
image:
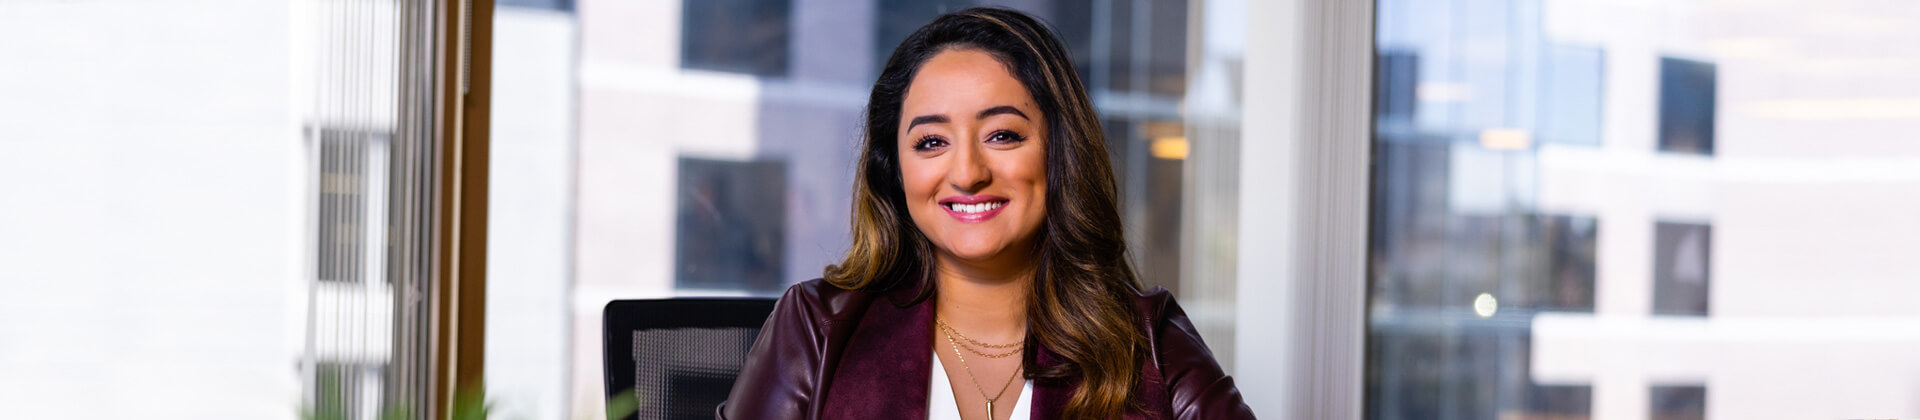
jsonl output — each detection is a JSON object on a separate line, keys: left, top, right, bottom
{"left": 1657, "top": 57, "right": 1716, "bottom": 155}
{"left": 1652, "top": 221, "right": 1711, "bottom": 316}
{"left": 873, "top": 0, "right": 969, "bottom": 71}
{"left": 1530, "top": 215, "right": 1597, "bottom": 313}
{"left": 1650, "top": 385, "right": 1706, "bottom": 420}
{"left": 1370, "top": 1, "right": 1920, "bottom": 419}
{"left": 1095, "top": 0, "right": 1189, "bottom": 96}
{"left": 1524, "top": 384, "right": 1592, "bottom": 420}
{"left": 1374, "top": 50, "right": 1419, "bottom": 132}
{"left": 673, "top": 157, "right": 789, "bottom": 294}
{"left": 680, "top": 0, "right": 791, "bottom": 76}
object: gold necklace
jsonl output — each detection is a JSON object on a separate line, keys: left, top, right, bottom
{"left": 937, "top": 317, "right": 1024, "bottom": 420}
{"left": 936, "top": 319, "right": 1023, "bottom": 358}
{"left": 936, "top": 318, "right": 1023, "bottom": 348}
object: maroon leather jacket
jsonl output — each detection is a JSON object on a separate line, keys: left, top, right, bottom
{"left": 718, "top": 278, "right": 1257, "bottom": 419}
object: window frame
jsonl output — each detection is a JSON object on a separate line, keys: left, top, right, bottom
{"left": 1236, "top": 0, "right": 1374, "bottom": 418}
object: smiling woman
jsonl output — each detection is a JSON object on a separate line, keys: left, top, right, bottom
{"left": 717, "top": 7, "right": 1255, "bottom": 420}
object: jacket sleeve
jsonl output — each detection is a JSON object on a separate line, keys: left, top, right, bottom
{"left": 717, "top": 283, "right": 827, "bottom": 420}
{"left": 1155, "top": 297, "right": 1258, "bottom": 420}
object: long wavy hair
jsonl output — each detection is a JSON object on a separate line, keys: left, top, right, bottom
{"left": 822, "top": 7, "right": 1149, "bottom": 419}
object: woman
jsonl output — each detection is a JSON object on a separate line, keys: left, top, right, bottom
{"left": 720, "top": 7, "right": 1253, "bottom": 420}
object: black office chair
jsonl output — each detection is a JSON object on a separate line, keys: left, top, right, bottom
{"left": 602, "top": 298, "right": 778, "bottom": 420}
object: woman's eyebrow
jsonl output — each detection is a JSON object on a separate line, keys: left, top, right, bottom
{"left": 907, "top": 114, "right": 949, "bottom": 132}
{"left": 978, "top": 105, "right": 1028, "bottom": 121}
{"left": 907, "top": 105, "right": 1026, "bottom": 132}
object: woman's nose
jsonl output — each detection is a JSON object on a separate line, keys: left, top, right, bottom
{"left": 947, "top": 139, "right": 991, "bottom": 192}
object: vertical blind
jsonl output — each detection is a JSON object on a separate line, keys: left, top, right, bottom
{"left": 301, "top": 0, "right": 442, "bottom": 418}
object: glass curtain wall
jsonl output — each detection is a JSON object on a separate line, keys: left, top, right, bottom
{"left": 1366, "top": 1, "right": 1920, "bottom": 419}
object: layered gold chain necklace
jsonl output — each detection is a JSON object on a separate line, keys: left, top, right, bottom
{"left": 936, "top": 317, "right": 1025, "bottom": 420}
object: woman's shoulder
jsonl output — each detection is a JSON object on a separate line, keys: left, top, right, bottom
{"left": 1129, "top": 286, "right": 1259, "bottom": 418}
{"left": 1128, "top": 285, "right": 1180, "bottom": 324}
{"left": 774, "top": 278, "right": 887, "bottom": 324}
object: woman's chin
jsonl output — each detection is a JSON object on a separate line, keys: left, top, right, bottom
{"left": 943, "top": 246, "right": 1003, "bottom": 263}
{"left": 937, "top": 238, "right": 1020, "bottom": 265}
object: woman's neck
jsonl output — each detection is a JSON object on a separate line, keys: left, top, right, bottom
{"left": 931, "top": 254, "right": 1032, "bottom": 342}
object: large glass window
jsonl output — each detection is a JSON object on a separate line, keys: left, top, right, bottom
{"left": 488, "top": 1, "right": 1245, "bottom": 418}
{"left": 1368, "top": 0, "right": 1920, "bottom": 419}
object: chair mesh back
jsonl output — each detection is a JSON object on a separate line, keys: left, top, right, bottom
{"left": 630, "top": 327, "right": 760, "bottom": 420}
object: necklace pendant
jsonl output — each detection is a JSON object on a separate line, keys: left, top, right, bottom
{"left": 985, "top": 400, "right": 994, "bottom": 420}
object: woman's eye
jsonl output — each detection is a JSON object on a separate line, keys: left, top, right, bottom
{"left": 987, "top": 130, "right": 1027, "bottom": 144}
{"left": 913, "top": 136, "right": 948, "bottom": 151}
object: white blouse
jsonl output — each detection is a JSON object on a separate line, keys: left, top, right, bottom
{"left": 929, "top": 351, "right": 1033, "bottom": 420}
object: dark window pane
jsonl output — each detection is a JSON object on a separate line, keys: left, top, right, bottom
{"left": 1653, "top": 221, "right": 1712, "bottom": 316}
{"left": 674, "top": 157, "right": 788, "bottom": 293}
{"left": 1367, "top": 141, "right": 1452, "bottom": 310}
{"left": 1530, "top": 215, "right": 1597, "bottom": 312}
{"left": 1375, "top": 50, "right": 1419, "bottom": 134}
{"left": 1658, "top": 57, "right": 1716, "bottom": 155}
{"left": 681, "top": 0, "right": 791, "bottom": 77}
{"left": 1519, "top": 384, "right": 1592, "bottom": 420}
{"left": 1651, "top": 385, "right": 1707, "bottom": 420}
{"left": 873, "top": 0, "right": 977, "bottom": 73}
{"left": 1146, "top": 0, "right": 1189, "bottom": 96}
{"left": 1102, "top": 0, "right": 1137, "bottom": 92}
{"left": 1051, "top": 0, "right": 1096, "bottom": 85}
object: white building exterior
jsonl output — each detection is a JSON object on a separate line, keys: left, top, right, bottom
{"left": 1526, "top": 1, "right": 1920, "bottom": 419}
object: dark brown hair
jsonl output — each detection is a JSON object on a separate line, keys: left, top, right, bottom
{"left": 823, "top": 7, "right": 1149, "bottom": 419}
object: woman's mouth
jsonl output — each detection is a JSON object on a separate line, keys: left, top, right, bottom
{"left": 939, "top": 195, "right": 1008, "bottom": 223}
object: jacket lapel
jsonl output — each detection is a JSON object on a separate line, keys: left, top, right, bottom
{"left": 820, "top": 285, "right": 934, "bottom": 419}
{"left": 1029, "top": 344, "right": 1073, "bottom": 419}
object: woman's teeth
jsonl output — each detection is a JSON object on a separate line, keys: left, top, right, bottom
{"left": 947, "top": 201, "right": 1005, "bottom": 214}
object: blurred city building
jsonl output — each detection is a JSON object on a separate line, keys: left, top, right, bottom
{"left": 4, "top": 0, "right": 1918, "bottom": 419}
{"left": 1367, "top": 0, "right": 1920, "bottom": 419}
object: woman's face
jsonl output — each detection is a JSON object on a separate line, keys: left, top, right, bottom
{"left": 898, "top": 48, "right": 1048, "bottom": 269}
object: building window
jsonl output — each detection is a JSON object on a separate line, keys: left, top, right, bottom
{"left": 1522, "top": 384, "right": 1592, "bottom": 420}
{"left": 873, "top": 0, "right": 968, "bottom": 72}
{"left": 1531, "top": 215, "right": 1597, "bottom": 312}
{"left": 1658, "top": 56, "right": 1716, "bottom": 155}
{"left": 1651, "top": 385, "right": 1707, "bottom": 420}
{"left": 680, "top": 0, "right": 791, "bottom": 77}
{"left": 1375, "top": 50, "right": 1419, "bottom": 131}
{"left": 1653, "top": 221, "right": 1712, "bottom": 316}
{"left": 674, "top": 157, "right": 787, "bottom": 293}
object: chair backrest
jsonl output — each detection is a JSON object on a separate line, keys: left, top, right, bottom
{"left": 602, "top": 298, "right": 778, "bottom": 420}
